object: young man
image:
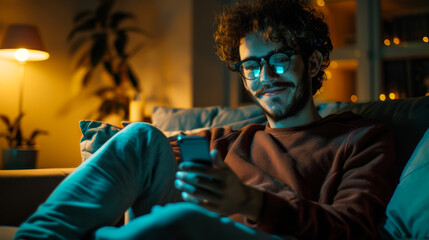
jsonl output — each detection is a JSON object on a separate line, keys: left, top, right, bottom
{"left": 15, "top": 0, "right": 396, "bottom": 239}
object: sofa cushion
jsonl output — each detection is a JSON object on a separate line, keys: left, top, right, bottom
{"left": 151, "top": 104, "right": 266, "bottom": 131}
{"left": 79, "top": 105, "right": 267, "bottom": 161}
{"left": 382, "top": 128, "right": 429, "bottom": 239}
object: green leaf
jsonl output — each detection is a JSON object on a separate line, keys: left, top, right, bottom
{"left": 126, "top": 65, "right": 140, "bottom": 90}
{"left": 97, "top": 99, "right": 116, "bottom": 120}
{"left": 82, "top": 69, "right": 94, "bottom": 87}
{"left": 110, "top": 12, "right": 135, "bottom": 29}
{"left": 95, "top": 0, "right": 115, "bottom": 28}
{"left": 75, "top": 50, "right": 91, "bottom": 70}
{"left": 67, "top": 18, "right": 97, "bottom": 41}
{"left": 120, "top": 26, "right": 149, "bottom": 36}
{"left": 95, "top": 87, "right": 115, "bottom": 97}
{"left": 73, "top": 10, "right": 94, "bottom": 24}
{"left": 69, "top": 36, "right": 92, "bottom": 57}
{"left": 11, "top": 113, "right": 24, "bottom": 131}
{"left": 26, "top": 129, "right": 48, "bottom": 146}
{"left": 14, "top": 127, "right": 22, "bottom": 147}
{"left": 112, "top": 72, "right": 121, "bottom": 86}
{"left": 0, "top": 115, "right": 11, "bottom": 129}
{"left": 103, "top": 61, "right": 114, "bottom": 75}
{"left": 114, "top": 30, "right": 127, "bottom": 57}
{"left": 126, "top": 43, "right": 144, "bottom": 59}
{"left": 90, "top": 34, "right": 107, "bottom": 67}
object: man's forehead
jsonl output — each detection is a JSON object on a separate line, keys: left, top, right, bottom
{"left": 239, "top": 32, "right": 284, "bottom": 60}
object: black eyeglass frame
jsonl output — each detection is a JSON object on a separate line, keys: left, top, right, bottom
{"left": 233, "top": 49, "right": 304, "bottom": 80}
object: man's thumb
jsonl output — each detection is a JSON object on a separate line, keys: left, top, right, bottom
{"left": 210, "top": 149, "right": 228, "bottom": 169}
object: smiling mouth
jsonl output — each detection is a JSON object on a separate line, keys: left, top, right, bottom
{"left": 256, "top": 82, "right": 295, "bottom": 98}
{"left": 259, "top": 88, "right": 287, "bottom": 98}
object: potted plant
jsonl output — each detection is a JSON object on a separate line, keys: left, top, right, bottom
{"left": 0, "top": 113, "right": 48, "bottom": 169}
{"left": 68, "top": 0, "right": 148, "bottom": 123}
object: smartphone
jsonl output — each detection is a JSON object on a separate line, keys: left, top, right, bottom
{"left": 177, "top": 136, "right": 211, "bottom": 165}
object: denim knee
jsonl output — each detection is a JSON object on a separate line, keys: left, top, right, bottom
{"left": 121, "top": 122, "right": 168, "bottom": 146}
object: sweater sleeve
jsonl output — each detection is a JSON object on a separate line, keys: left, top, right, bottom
{"left": 169, "top": 126, "right": 236, "bottom": 163}
{"left": 253, "top": 123, "right": 397, "bottom": 239}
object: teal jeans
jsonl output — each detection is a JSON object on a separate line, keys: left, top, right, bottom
{"left": 15, "top": 123, "right": 291, "bottom": 240}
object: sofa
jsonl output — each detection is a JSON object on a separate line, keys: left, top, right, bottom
{"left": 1, "top": 96, "right": 428, "bottom": 239}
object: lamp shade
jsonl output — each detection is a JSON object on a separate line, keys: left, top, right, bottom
{"left": 0, "top": 24, "right": 49, "bottom": 61}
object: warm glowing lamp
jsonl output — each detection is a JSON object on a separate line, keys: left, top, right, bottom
{"left": 0, "top": 24, "right": 49, "bottom": 61}
{"left": 0, "top": 24, "right": 50, "bottom": 115}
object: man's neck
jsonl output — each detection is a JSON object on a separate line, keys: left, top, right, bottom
{"left": 267, "top": 99, "right": 321, "bottom": 128}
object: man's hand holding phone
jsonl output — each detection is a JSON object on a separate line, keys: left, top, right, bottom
{"left": 175, "top": 136, "right": 263, "bottom": 221}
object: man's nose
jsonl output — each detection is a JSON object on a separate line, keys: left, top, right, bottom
{"left": 259, "top": 62, "right": 277, "bottom": 84}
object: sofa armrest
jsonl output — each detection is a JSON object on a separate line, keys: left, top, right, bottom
{"left": 0, "top": 168, "right": 75, "bottom": 226}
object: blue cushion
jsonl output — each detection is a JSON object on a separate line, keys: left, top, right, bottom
{"left": 79, "top": 120, "right": 123, "bottom": 161}
{"left": 151, "top": 105, "right": 266, "bottom": 131}
{"left": 383, "top": 128, "right": 429, "bottom": 239}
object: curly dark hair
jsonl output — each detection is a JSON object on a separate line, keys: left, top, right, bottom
{"left": 214, "top": 0, "right": 333, "bottom": 95}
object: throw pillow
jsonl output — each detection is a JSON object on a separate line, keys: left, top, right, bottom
{"left": 382, "top": 128, "right": 429, "bottom": 239}
{"left": 79, "top": 120, "right": 123, "bottom": 161}
{"left": 151, "top": 104, "right": 266, "bottom": 131}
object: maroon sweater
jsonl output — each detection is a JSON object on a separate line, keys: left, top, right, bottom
{"left": 172, "top": 112, "right": 396, "bottom": 239}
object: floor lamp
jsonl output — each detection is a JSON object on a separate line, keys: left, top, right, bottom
{"left": 0, "top": 24, "right": 50, "bottom": 116}
{"left": 0, "top": 24, "right": 49, "bottom": 169}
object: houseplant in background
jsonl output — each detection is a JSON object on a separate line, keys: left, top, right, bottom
{"left": 0, "top": 113, "right": 48, "bottom": 169}
{"left": 68, "top": 0, "right": 148, "bottom": 124}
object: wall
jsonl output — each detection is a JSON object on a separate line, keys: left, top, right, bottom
{"left": 192, "top": 0, "right": 230, "bottom": 107}
{"left": 0, "top": 0, "right": 196, "bottom": 168}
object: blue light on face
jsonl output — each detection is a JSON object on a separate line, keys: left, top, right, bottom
{"left": 253, "top": 69, "right": 261, "bottom": 78}
{"left": 274, "top": 66, "right": 285, "bottom": 74}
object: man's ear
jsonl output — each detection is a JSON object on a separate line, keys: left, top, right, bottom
{"left": 308, "top": 50, "right": 323, "bottom": 78}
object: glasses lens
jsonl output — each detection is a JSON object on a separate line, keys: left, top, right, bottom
{"left": 269, "top": 53, "right": 291, "bottom": 74}
{"left": 240, "top": 60, "right": 260, "bottom": 80}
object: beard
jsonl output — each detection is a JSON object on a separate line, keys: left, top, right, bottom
{"left": 244, "top": 65, "right": 312, "bottom": 123}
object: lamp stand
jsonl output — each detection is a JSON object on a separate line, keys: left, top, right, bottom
{"left": 18, "top": 62, "right": 26, "bottom": 116}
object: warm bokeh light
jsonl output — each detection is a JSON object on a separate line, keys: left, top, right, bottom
{"left": 379, "top": 94, "right": 386, "bottom": 101}
{"left": 317, "top": 0, "right": 325, "bottom": 7}
{"left": 350, "top": 95, "right": 358, "bottom": 103}
{"left": 426, "top": 92, "right": 429, "bottom": 96}
{"left": 393, "top": 37, "right": 400, "bottom": 45}
{"left": 384, "top": 39, "right": 391, "bottom": 46}
{"left": 330, "top": 61, "right": 338, "bottom": 69}
{"left": 353, "top": 50, "right": 361, "bottom": 58}
{"left": 389, "top": 92, "right": 396, "bottom": 100}
{"left": 0, "top": 48, "right": 50, "bottom": 61}
{"left": 325, "top": 70, "right": 332, "bottom": 79}
{"left": 15, "top": 48, "right": 29, "bottom": 62}
{"left": 423, "top": 36, "right": 429, "bottom": 43}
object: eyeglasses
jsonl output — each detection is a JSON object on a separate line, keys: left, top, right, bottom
{"left": 234, "top": 50, "right": 303, "bottom": 80}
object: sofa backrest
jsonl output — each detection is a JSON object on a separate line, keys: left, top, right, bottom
{"left": 328, "top": 96, "right": 429, "bottom": 176}
{"left": 151, "top": 97, "right": 429, "bottom": 175}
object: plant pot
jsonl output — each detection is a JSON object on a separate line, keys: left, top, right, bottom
{"left": 2, "top": 148, "right": 38, "bottom": 169}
